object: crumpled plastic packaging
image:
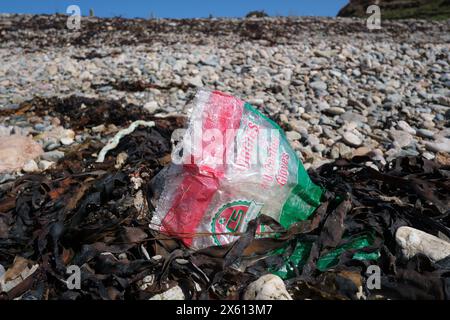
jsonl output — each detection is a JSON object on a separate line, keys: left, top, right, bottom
{"left": 150, "top": 90, "right": 323, "bottom": 250}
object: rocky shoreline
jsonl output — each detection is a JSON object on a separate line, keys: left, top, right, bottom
{"left": 0, "top": 14, "right": 449, "bottom": 174}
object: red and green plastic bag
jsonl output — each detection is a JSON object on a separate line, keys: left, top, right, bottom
{"left": 150, "top": 90, "right": 323, "bottom": 250}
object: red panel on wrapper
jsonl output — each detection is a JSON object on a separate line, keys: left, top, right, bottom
{"left": 161, "top": 91, "right": 244, "bottom": 246}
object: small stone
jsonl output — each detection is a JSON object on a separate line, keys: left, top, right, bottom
{"left": 329, "top": 70, "right": 342, "bottom": 78}
{"left": 149, "top": 286, "right": 185, "bottom": 300}
{"left": 386, "top": 94, "right": 402, "bottom": 105}
{"left": 51, "top": 117, "right": 61, "bottom": 126}
{"left": 416, "top": 129, "right": 435, "bottom": 139}
{"left": 396, "top": 226, "right": 450, "bottom": 262}
{"left": 80, "top": 70, "right": 93, "bottom": 81}
{"left": 46, "top": 64, "right": 58, "bottom": 76}
{"left": 422, "top": 121, "right": 435, "bottom": 129}
{"left": 34, "top": 123, "right": 46, "bottom": 132}
{"left": 425, "top": 138, "right": 450, "bottom": 154}
{"left": 319, "top": 115, "right": 333, "bottom": 126}
{"left": 92, "top": 124, "right": 106, "bottom": 133}
{"left": 22, "top": 160, "right": 39, "bottom": 173}
{"left": 352, "top": 146, "right": 371, "bottom": 157}
{"left": 45, "top": 142, "right": 60, "bottom": 151}
{"left": 301, "top": 113, "right": 313, "bottom": 120}
{"left": 422, "top": 152, "right": 435, "bottom": 160}
{"left": 248, "top": 98, "right": 264, "bottom": 106}
{"left": 330, "top": 146, "right": 340, "bottom": 159}
{"left": 397, "top": 120, "right": 416, "bottom": 135}
{"left": 385, "top": 147, "right": 399, "bottom": 159}
{"left": 173, "top": 59, "right": 187, "bottom": 72}
{"left": 38, "top": 160, "right": 55, "bottom": 171}
{"left": 62, "top": 129, "right": 75, "bottom": 140}
{"left": 313, "top": 144, "right": 326, "bottom": 153}
{"left": 279, "top": 114, "right": 288, "bottom": 124}
{"left": 60, "top": 137, "right": 74, "bottom": 146}
{"left": 370, "top": 148, "right": 387, "bottom": 164}
{"left": 41, "top": 150, "right": 64, "bottom": 162}
{"left": 144, "top": 101, "right": 159, "bottom": 114}
{"left": 307, "top": 135, "right": 320, "bottom": 146}
{"left": 0, "top": 174, "right": 15, "bottom": 184}
{"left": 286, "top": 131, "right": 301, "bottom": 141}
{"left": 309, "top": 80, "right": 327, "bottom": 91}
{"left": 342, "top": 131, "right": 362, "bottom": 147}
{"left": 323, "top": 127, "right": 339, "bottom": 140}
{"left": 352, "top": 69, "right": 361, "bottom": 77}
{"left": 399, "top": 148, "right": 420, "bottom": 158}
{"left": 339, "top": 143, "right": 353, "bottom": 158}
{"left": 201, "top": 55, "right": 219, "bottom": 67}
{"left": 75, "top": 135, "right": 84, "bottom": 143}
{"left": 244, "top": 274, "right": 292, "bottom": 300}
{"left": 317, "top": 100, "right": 330, "bottom": 110}
{"left": 186, "top": 75, "right": 203, "bottom": 87}
{"left": 341, "top": 112, "right": 367, "bottom": 125}
{"left": 389, "top": 130, "right": 413, "bottom": 148}
{"left": 325, "top": 107, "right": 346, "bottom": 116}
{"left": 420, "top": 113, "right": 435, "bottom": 122}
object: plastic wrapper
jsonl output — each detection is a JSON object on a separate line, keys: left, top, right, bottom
{"left": 150, "top": 90, "right": 323, "bottom": 250}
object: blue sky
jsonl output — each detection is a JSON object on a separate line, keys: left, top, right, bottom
{"left": 0, "top": 0, "right": 349, "bottom": 18}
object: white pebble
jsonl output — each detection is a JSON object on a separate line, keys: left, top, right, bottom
{"left": 244, "top": 274, "right": 292, "bottom": 300}
{"left": 396, "top": 226, "right": 450, "bottom": 262}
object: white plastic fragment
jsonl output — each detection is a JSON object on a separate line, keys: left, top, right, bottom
{"left": 96, "top": 120, "right": 155, "bottom": 163}
{"left": 356, "top": 286, "right": 366, "bottom": 300}
{"left": 0, "top": 262, "right": 39, "bottom": 293}
{"left": 149, "top": 286, "right": 185, "bottom": 300}
{"left": 139, "top": 274, "right": 156, "bottom": 291}
{"left": 134, "top": 190, "right": 145, "bottom": 212}
{"left": 114, "top": 152, "right": 128, "bottom": 169}
{"left": 243, "top": 274, "right": 293, "bottom": 300}
{"left": 140, "top": 245, "right": 151, "bottom": 261}
{"left": 130, "top": 175, "right": 144, "bottom": 190}
{"left": 396, "top": 226, "right": 450, "bottom": 262}
{"left": 134, "top": 190, "right": 148, "bottom": 220}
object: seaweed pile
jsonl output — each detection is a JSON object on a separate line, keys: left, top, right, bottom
{"left": 0, "top": 99, "right": 448, "bottom": 300}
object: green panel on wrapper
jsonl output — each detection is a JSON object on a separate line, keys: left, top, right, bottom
{"left": 280, "top": 167, "right": 323, "bottom": 226}
{"left": 316, "top": 234, "right": 379, "bottom": 271}
{"left": 272, "top": 242, "right": 312, "bottom": 279}
{"left": 273, "top": 234, "right": 380, "bottom": 279}
{"left": 243, "top": 102, "right": 324, "bottom": 228}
